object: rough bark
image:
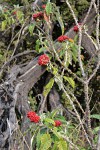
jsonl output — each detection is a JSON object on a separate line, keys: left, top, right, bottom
{"left": 0, "top": 8, "right": 97, "bottom": 149}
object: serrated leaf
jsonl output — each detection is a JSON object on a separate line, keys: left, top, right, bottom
{"left": 70, "top": 43, "right": 78, "bottom": 62}
{"left": 1, "top": 20, "right": 7, "bottom": 31}
{"left": 52, "top": 128, "right": 61, "bottom": 139}
{"left": 39, "top": 47, "right": 46, "bottom": 53}
{"left": 44, "top": 118, "right": 55, "bottom": 124}
{"left": 43, "top": 78, "right": 54, "bottom": 97}
{"left": 93, "top": 126, "right": 100, "bottom": 134}
{"left": 67, "top": 49, "right": 72, "bottom": 65}
{"left": 63, "top": 76, "right": 75, "bottom": 88}
{"left": 51, "top": 109, "right": 59, "bottom": 118}
{"left": 29, "top": 23, "right": 36, "bottom": 35}
{"left": 10, "top": 18, "right": 15, "bottom": 24}
{"left": 36, "top": 131, "right": 42, "bottom": 149}
{"left": 90, "top": 114, "right": 100, "bottom": 120}
{"left": 45, "top": 2, "right": 52, "bottom": 15}
{"left": 7, "top": 18, "right": 12, "bottom": 25}
{"left": 35, "top": 39, "right": 40, "bottom": 52}
{"left": 59, "top": 49, "right": 66, "bottom": 58}
{"left": 52, "top": 142, "right": 58, "bottom": 150}
{"left": 39, "top": 134, "right": 51, "bottom": 150}
{"left": 57, "top": 140, "right": 68, "bottom": 150}
{"left": 17, "top": 11, "right": 24, "bottom": 20}
{"left": 52, "top": 67, "right": 58, "bottom": 75}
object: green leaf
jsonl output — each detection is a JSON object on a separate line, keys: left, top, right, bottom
{"left": 7, "top": 18, "right": 12, "bottom": 25}
{"left": 39, "top": 134, "right": 51, "bottom": 150}
{"left": 39, "top": 47, "right": 46, "bottom": 53}
{"left": 52, "top": 142, "right": 58, "bottom": 150}
{"left": 52, "top": 128, "right": 61, "bottom": 139}
{"left": 45, "top": 2, "right": 52, "bottom": 15}
{"left": 59, "top": 49, "right": 66, "bottom": 58}
{"left": 54, "top": 75, "right": 63, "bottom": 90}
{"left": 90, "top": 114, "right": 100, "bottom": 120}
{"left": 52, "top": 67, "right": 58, "bottom": 75}
{"left": 43, "top": 78, "right": 54, "bottom": 97}
{"left": 35, "top": 39, "right": 40, "bottom": 52}
{"left": 63, "top": 76, "right": 75, "bottom": 88}
{"left": 29, "top": 23, "right": 36, "bottom": 35}
{"left": 0, "top": 54, "right": 3, "bottom": 59}
{"left": 57, "top": 140, "right": 68, "bottom": 150}
{"left": 67, "top": 49, "right": 72, "bottom": 65}
{"left": 36, "top": 131, "right": 42, "bottom": 149}
{"left": 55, "top": 116, "right": 66, "bottom": 124}
{"left": 1, "top": 20, "right": 7, "bottom": 31}
{"left": 93, "top": 126, "right": 100, "bottom": 134}
{"left": 44, "top": 118, "right": 55, "bottom": 124}
{"left": 70, "top": 43, "right": 78, "bottom": 62}
{"left": 17, "top": 10, "right": 24, "bottom": 21}
{"left": 51, "top": 109, "right": 59, "bottom": 118}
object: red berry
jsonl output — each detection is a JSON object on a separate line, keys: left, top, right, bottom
{"left": 41, "top": 5, "right": 46, "bottom": 9}
{"left": 30, "top": 115, "right": 40, "bottom": 123}
{"left": 32, "top": 12, "right": 43, "bottom": 19}
{"left": 38, "top": 54, "right": 50, "bottom": 66}
{"left": 27, "top": 111, "right": 40, "bottom": 123}
{"left": 27, "top": 111, "right": 36, "bottom": 117}
{"left": 73, "top": 23, "right": 82, "bottom": 32}
{"left": 12, "top": 11, "right": 17, "bottom": 15}
{"left": 57, "top": 35, "right": 69, "bottom": 42}
{"left": 54, "top": 120, "right": 62, "bottom": 127}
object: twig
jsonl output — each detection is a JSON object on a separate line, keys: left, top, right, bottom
{"left": 65, "top": 0, "right": 86, "bottom": 77}
{"left": 95, "top": 0, "right": 100, "bottom": 50}
{"left": 66, "top": 88, "right": 85, "bottom": 115}
{"left": 78, "top": 29, "right": 86, "bottom": 77}
{"left": 84, "top": 82, "right": 93, "bottom": 140}
{"left": 47, "top": 36, "right": 85, "bottom": 83}
{"left": 50, "top": 128, "right": 80, "bottom": 150}
{"left": 18, "top": 129, "right": 30, "bottom": 150}
{"left": 11, "top": 21, "right": 27, "bottom": 58}
{"left": 87, "top": 54, "right": 100, "bottom": 82}
{"left": 39, "top": 96, "right": 47, "bottom": 114}
{"left": 0, "top": 50, "right": 37, "bottom": 76}
{"left": 62, "top": 85, "right": 91, "bottom": 146}
{"left": 97, "top": 129, "right": 100, "bottom": 150}
{"left": 84, "top": 31, "right": 98, "bottom": 51}
{"left": 54, "top": 75, "right": 91, "bottom": 146}
{"left": 82, "top": 0, "right": 95, "bottom": 25}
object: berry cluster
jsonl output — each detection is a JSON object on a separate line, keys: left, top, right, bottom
{"left": 54, "top": 120, "right": 62, "bottom": 127}
{"left": 27, "top": 111, "right": 62, "bottom": 127}
{"left": 27, "top": 111, "right": 40, "bottom": 123}
{"left": 41, "top": 5, "right": 46, "bottom": 9}
{"left": 73, "top": 23, "right": 82, "bottom": 32}
{"left": 57, "top": 35, "right": 69, "bottom": 42}
{"left": 12, "top": 11, "right": 17, "bottom": 15}
{"left": 38, "top": 54, "right": 50, "bottom": 66}
{"left": 32, "top": 12, "right": 43, "bottom": 20}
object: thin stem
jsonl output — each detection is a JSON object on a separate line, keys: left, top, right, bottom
{"left": 87, "top": 54, "right": 100, "bottom": 82}
{"left": 82, "top": 0, "right": 95, "bottom": 25}
{"left": 96, "top": 0, "right": 100, "bottom": 50}
{"left": 65, "top": 0, "right": 86, "bottom": 78}
{"left": 54, "top": 75, "right": 91, "bottom": 146}
{"left": 47, "top": 36, "right": 84, "bottom": 83}
{"left": 78, "top": 30, "right": 86, "bottom": 77}
{"left": 84, "top": 82, "right": 92, "bottom": 137}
